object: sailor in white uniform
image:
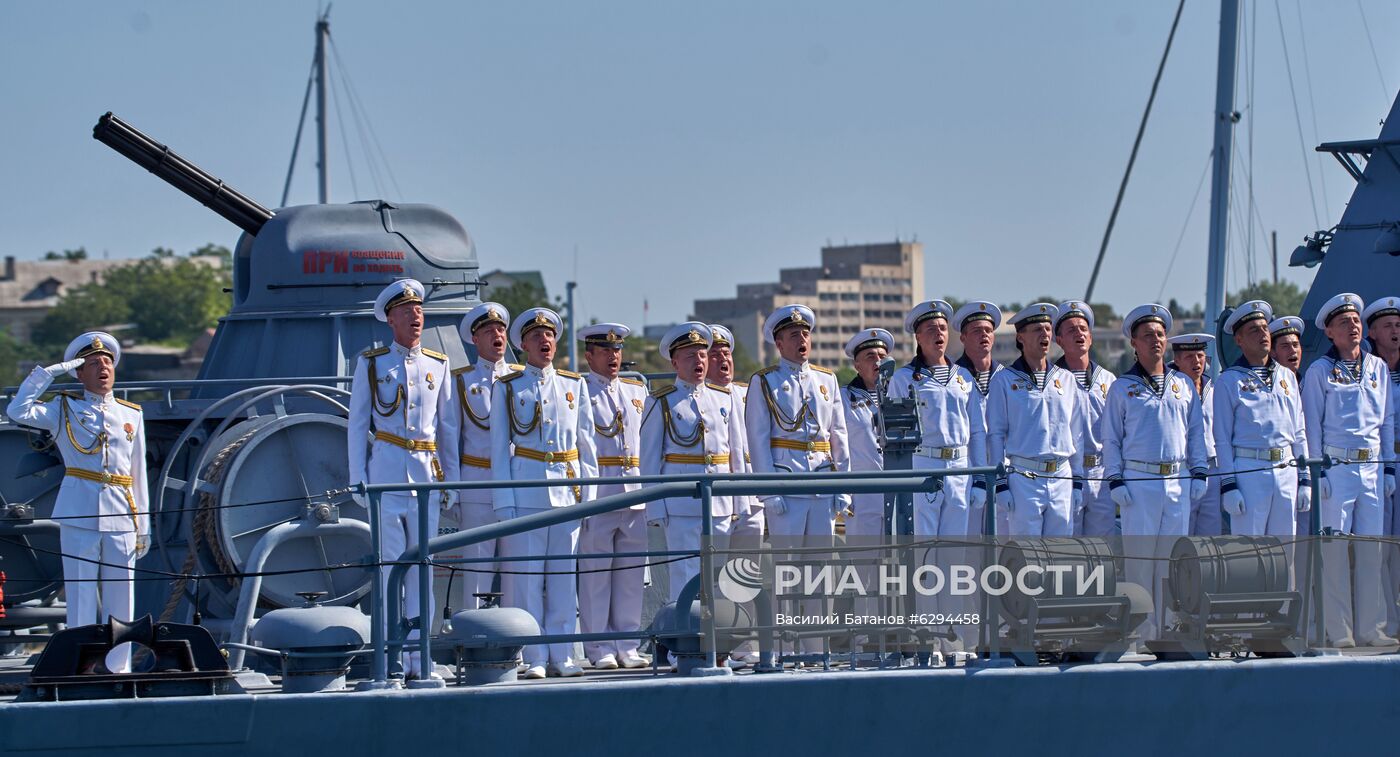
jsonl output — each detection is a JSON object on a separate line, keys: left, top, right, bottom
{"left": 641, "top": 323, "right": 745, "bottom": 601}
{"left": 952, "top": 301, "right": 1004, "bottom": 535}
{"left": 708, "top": 324, "right": 763, "bottom": 545}
{"left": 1269, "top": 316, "right": 1309, "bottom": 537}
{"left": 986, "top": 304, "right": 1085, "bottom": 536}
{"left": 575, "top": 323, "right": 651, "bottom": 670}
{"left": 1302, "top": 293, "right": 1396, "bottom": 647}
{"left": 1169, "top": 334, "right": 1222, "bottom": 536}
{"left": 841, "top": 328, "right": 894, "bottom": 541}
{"left": 1361, "top": 296, "right": 1400, "bottom": 638}
{"left": 7, "top": 332, "right": 148, "bottom": 673}
{"left": 490, "top": 308, "right": 599, "bottom": 678}
{"left": 1101, "top": 305, "right": 1208, "bottom": 644}
{"left": 1053, "top": 300, "right": 1117, "bottom": 536}
{"left": 348, "top": 279, "right": 459, "bottom": 680}
{"left": 1212, "top": 301, "right": 1309, "bottom": 537}
{"left": 449, "top": 302, "right": 517, "bottom": 610}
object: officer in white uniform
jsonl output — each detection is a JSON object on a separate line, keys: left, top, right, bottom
{"left": 1101, "top": 305, "right": 1209, "bottom": 644}
{"left": 1269, "top": 316, "right": 1309, "bottom": 536}
{"left": 490, "top": 307, "right": 599, "bottom": 678}
{"left": 1169, "top": 334, "right": 1222, "bottom": 536}
{"left": 708, "top": 324, "right": 762, "bottom": 544}
{"left": 7, "top": 332, "right": 148, "bottom": 673}
{"left": 576, "top": 323, "right": 651, "bottom": 670}
{"left": 642, "top": 323, "right": 746, "bottom": 601}
{"left": 952, "top": 301, "right": 1004, "bottom": 534}
{"left": 348, "top": 279, "right": 459, "bottom": 680}
{"left": 1302, "top": 293, "right": 1396, "bottom": 647}
{"left": 1361, "top": 297, "right": 1400, "bottom": 637}
{"left": 449, "top": 302, "right": 517, "bottom": 610}
{"left": 1212, "top": 300, "right": 1309, "bottom": 537}
{"left": 986, "top": 304, "right": 1085, "bottom": 536}
{"left": 1053, "top": 300, "right": 1117, "bottom": 536}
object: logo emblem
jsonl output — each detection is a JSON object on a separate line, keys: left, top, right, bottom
{"left": 717, "top": 557, "right": 763, "bottom": 603}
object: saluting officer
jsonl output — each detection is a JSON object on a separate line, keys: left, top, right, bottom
{"left": 349, "top": 279, "right": 459, "bottom": 680}
{"left": 490, "top": 307, "right": 599, "bottom": 678}
{"left": 707, "top": 324, "right": 762, "bottom": 544}
{"left": 1100, "top": 305, "right": 1208, "bottom": 645}
{"left": 952, "top": 301, "right": 1004, "bottom": 534}
{"left": 7, "top": 332, "right": 148, "bottom": 673}
{"left": 1270, "top": 316, "right": 1306, "bottom": 380}
{"left": 642, "top": 323, "right": 746, "bottom": 600}
{"left": 1303, "top": 294, "right": 1396, "bottom": 647}
{"left": 1213, "top": 301, "right": 1309, "bottom": 537}
{"left": 1053, "top": 300, "right": 1117, "bottom": 536}
{"left": 576, "top": 323, "right": 651, "bottom": 670}
{"left": 1168, "top": 334, "right": 1222, "bottom": 535}
{"left": 449, "top": 302, "right": 517, "bottom": 610}
{"left": 1362, "top": 296, "right": 1400, "bottom": 638}
{"left": 986, "top": 304, "right": 1085, "bottom": 536}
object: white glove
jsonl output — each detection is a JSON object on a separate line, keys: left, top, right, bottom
{"left": 1387, "top": 474, "right": 1396, "bottom": 499}
{"left": 995, "top": 487, "right": 1013, "bottom": 513}
{"left": 497, "top": 507, "right": 517, "bottom": 522}
{"left": 135, "top": 535, "right": 150, "bottom": 559}
{"left": 1071, "top": 486, "right": 1084, "bottom": 513}
{"left": 1319, "top": 476, "right": 1332, "bottom": 500}
{"left": 766, "top": 496, "right": 788, "bottom": 516}
{"left": 1296, "top": 486, "right": 1312, "bottom": 513}
{"left": 1222, "top": 489, "right": 1245, "bottom": 517}
{"left": 1190, "top": 477, "right": 1208, "bottom": 502}
{"left": 834, "top": 494, "right": 852, "bottom": 518}
{"left": 1109, "top": 484, "right": 1133, "bottom": 510}
{"left": 44, "top": 359, "right": 85, "bottom": 378}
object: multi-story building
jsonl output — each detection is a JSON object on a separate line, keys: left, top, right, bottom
{"left": 694, "top": 241, "right": 924, "bottom": 367}
{"left": 0, "top": 255, "right": 139, "bottom": 342}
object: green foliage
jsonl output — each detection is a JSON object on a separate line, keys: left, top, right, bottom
{"left": 1230, "top": 280, "right": 1308, "bottom": 317}
{"left": 0, "top": 327, "right": 43, "bottom": 386}
{"left": 491, "top": 281, "right": 553, "bottom": 323}
{"left": 43, "top": 247, "right": 88, "bottom": 261}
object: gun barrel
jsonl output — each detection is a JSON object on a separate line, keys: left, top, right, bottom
{"left": 93, "top": 112, "right": 275, "bottom": 236}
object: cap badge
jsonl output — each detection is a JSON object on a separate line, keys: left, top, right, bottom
{"left": 534, "top": 312, "right": 549, "bottom": 326}
{"left": 91, "top": 336, "right": 104, "bottom": 351}
{"left": 1039, "top": 305, "right": 1047, "bottom": 313}
{"left": 607, "top": 329, "right": 619, "bottom": 341}
{"left": 688, "top": 328, "right": 701, "bottom": 342}
{"left": 979, "top": 303, "right": 986, "bottom": 311}
{"left": 792, "top": 311, "right": 805, "bottom": 324}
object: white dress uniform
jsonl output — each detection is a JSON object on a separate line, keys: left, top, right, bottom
{"left": 745, "top": 305, "right": 851, "bottom": 540}
{"left": 1101, "top": 305, "right": 1209, "bottom": 641}
{"left": 490, "top": 308, "right": 599, "bottom": 674}
{"left": 348, "top": 280, "right": 459, "bottom": 677}
{"left": 575, "top": 324, "right": 650, "bottom": 668}
{"left": 448, "top": 302, "right": 516, "bottom": 611}
{"left": 711, "top": 325, "right": 764, "bottom": 542}
{"left": 1212, "top": 301, "right": 1308, "bottom": 537}
{"left": 952, "top": 301, "right": 1004, "bottom": 535}
{"left": 641, "top": 323, "right": 745, "bottom": 601}
{"left": 986, "top": 305, "right": 1085, "bottom": 536}
{"left": 1266, "top": 316, "right": 1312, "bottom": 538}
{"left": 1362, "top": 297, "right": 1400, "bottom": 637}
{"left": 1052, "top": 301, "right": 1118, "bottom": 537}
{"left": 1302, "top": 294, "right": 1396, "bottom": 646}
{"left": 1169, "top": 334, "right": 1222, "bottom": 536}
{"left": 6, "top": 332, "right": 148, "bottom": 673}
{"left": 841, "top": 328, "right": 895, "bottom": 540}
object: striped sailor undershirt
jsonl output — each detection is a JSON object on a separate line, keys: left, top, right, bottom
{"left": 1341, "top": 359, "right": 1361, "bottom": 382}
{"left": 1148, "top": 374, "right": 1166, "bottom": 395}
{"left": 1071, "top": 369, "right": 1089, "bottom": 390}
{"left": 929, "top": 364, "right": 951, "bottom": 384}
{"left": 1391, "top": 367, "right": 1400, "bottom": 386}
{"left": 1031, "top": 370, "right": 1048, "bottom": 391}
{"left": 975, "top": 371, "right": 992, "bottom": 394}
{"left": 1251, "top": 363, "right": 1273, "bottom": 389}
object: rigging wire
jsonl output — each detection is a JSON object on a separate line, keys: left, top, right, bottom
{"left": 1273, "top": 0, "right": 1321, "bottom": 229}
{"left": 1293, "top": 0, "right": 1331, "bottom": 220}
{"left": 280, "top": 54, "right": 318, "bottom": 207}
{"left": 332, "top": 53, "right": 385, "bottom": 200}
{"left": 1246, "top": 0, "right": 1257, "bottom": 285}
{"left": 326, "top": 62, "right": 361, "bottom": 200}
{"left": 1355, "top": 0, "right": 1391, "bottom": 111}
{"left": 1156, "top": 151, "right": 1213, "bottom": 302}
{"left": 329, "top": 35, "right": 404, "bottom": 201}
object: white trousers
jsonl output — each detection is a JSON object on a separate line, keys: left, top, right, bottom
{"left": 767, "top": 495, "right": 834, "bottom": 654}
{"left": 729, "top": 506, "right": 765, "bottom": 542}
{"left": 1006, "top": 473, "right": 1074, "bottom": 536}
{"left": 1079, "top": 467, "right": 1116, "bottom": 537}
{"left": 1319, "top": 464, "right": 1386, "bottom": 645}
{"left": 664, "top": 515, "right": 733, "bottom": 602}
{"left": 1119, "top": 477, "right": 1190, "bottom": 641}
{"left": 500, "top": 509, "right": 579, "bottom": 666}
{"left": 1189, "top": 466, "right": 1223, "bottom": 536}
{"left": 380, "top": 494, "right": 438, "bottom": 674}
{"left": 578, "top": 509, "right": 647, "bottom": 661}
{"left": 456, "top": 501, "right": 501, "bottom": 607}
{"left": 912, "top": 458, "right": 974, "bottom": 650}
{"left": 1229, "top": 467, "right": 1296, "bottom": 537}
{"left": 60, "top": 525, "right": 135, "bottom": 673}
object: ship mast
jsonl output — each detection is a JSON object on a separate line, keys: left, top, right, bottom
{"left": 1204, "top": 0, "right": 1241, "bottom": 348}
{"left": 315, "top": 11, "right": 330, "bottom": 204}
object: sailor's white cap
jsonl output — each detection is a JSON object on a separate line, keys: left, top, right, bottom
{"left": 660, "top": 321, "right": 712, "bottom": 359}
{"left": 1269, "top": 316, "right": 1304, "bottom": 339}
{"left": 1168, "top": 332, "right": 1214, "bottom": 351}
{"left": 459, "top": 302, "right": 510, "bottom": 341}
{"left": 1122, "top": 303, "right": 1172, "bottom": 339}
{"left": 510, "top": 307, "right": 562, "bottom": 346}
{"left": 844, "top": 328, "right": 895, "bottom": 359}
{"left": 1223, "top": 300, "right": 1274, "bottom": 334}
{"left": 763, "top": 304, "right": 815, "bottom": 344}
{"left": 708, "top": 324, "right": 736, "bottom": 348}
{"left": 1055, "top": 300, "right": 1094, "bottom": 330}
{"left": 904, "top": 300, "right": 954, "bottom": 334}
{"left": 1315, "top": 293, "right": 1363, "bottom": 330}
{"left": 64, "top": 332, "right": 121, "bottom": 377}
{"left": 952, "top": 300, "right": 1002, "bottom": 331}
{"left": 374, "top": 278, "right": 425, "bottom": 322}
{"left": 1362, "top": 296, "right": 1400, "bottom": 326}
{"left": 1009, "top": 303, "right": 1057, "bottom": 328}
{"left": 578, "top": 322, "right": 630, "bottom": 347}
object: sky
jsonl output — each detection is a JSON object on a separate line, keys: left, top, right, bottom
{"left": 2, "top": 0, "right": 1397, "bottom": 330}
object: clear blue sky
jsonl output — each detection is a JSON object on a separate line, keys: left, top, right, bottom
{"left": 3, "top": 1, "right": 1396, "bottom": 329}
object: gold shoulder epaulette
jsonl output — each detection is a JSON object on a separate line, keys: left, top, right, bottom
{"left": 115, "top": 398, "right": 143, "bottom": 411}
{"left": 509, "top": 363, "right": 524, "bottom": 371}
{"left": 362, "top": 346, "right": 389, "bottom": 358}
{"left": 734, "top": 381, "right": 748, "bottom": 388}
{"left": 451, "top": 365, "right": 472, "bottom": 377}
{"left": 501, "top": 370, "right": 524, "bottom": 382}
{"left": 620, "top": 377, "right": 645, "bottom": 387}
{"left": 755, "top": 365, "right": 778, "bottom": 377}
{"left": 422, "top": 348, "right": 449, "bottom": 361}
{"left": 706, "top": 382, "right": 731, "bottom": 394}
{"left": 811, "top": 364, "right": 835, "bottom": 375}
{"left": 558, "top": 369, "right": 582, "bottom": 379}
{"left": 651, "top": 384, "right": 677, "bottom": 399}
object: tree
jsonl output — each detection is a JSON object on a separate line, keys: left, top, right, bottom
{"left": 43, "top": 247, "right": 88, "bottom": 261}
{"left": 0, "top": 326, "right": 43, "bottom": 386}
{"left": 492, "top": 281, "right": 552, "bottom": 325}
{"left": 1229, "top": 280, "right": 1308, "bottom": 317}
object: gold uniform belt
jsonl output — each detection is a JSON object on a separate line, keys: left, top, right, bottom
{"left": 64, "top": 468, "right": 139, "bottom": 528}
{"left": 664, "top": 453, "right": 730, "bottom": 466}
{"left": 770, "top": 439, "right": 831, "bottom": 453}
{"left": 459, "top": 453, "right": 492, "bottom": 469}
{"left": 514, "top": 446, "right": 580, "bottom": 463}
{"left": 598, "top": 455, "right": 641, "bottom": 468}
{"left": 373, "top": 431, "right": 437, "bottom": 451}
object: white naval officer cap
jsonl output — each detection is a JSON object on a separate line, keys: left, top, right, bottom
{"left": 1009, "top": 303, "right": 1058, "bottom": 329}
{"left": 952, "top": 300, "right": 1002, "bottom": 331}
{"left": 903, "top": 300, "right": 954, "bottom": 333}
{"left": 1314, "top": 293, "right": 1363, "bottom": 330}
{"left": 459, "top": 302, "right": 511, "bottom": 341}
{"left": 1362, "top": 296, "right": 1400, "bottom": 326}
{"left": 659, "top": 321, "right": 712, "bottom": 359}
{"left": 578, "top": 322, "right": 631, "bottom": 348}
{"left": 1121, "top": 303, "right": 1172, "bottom": 339}
{"left": 510, "top": 307, "right": 562, "bottom": 346}
{"left": 373, "top": 278, "right": 425, "bottom": 322}
{"left": 1223, "top": 300, "right": 1273, "bottom": 334}
{"left": 708, "top": 324, "right": 736, "bottom": 348}
{"left": 64, "top": 331, "right": 121, "bottom": 377}
{"left": 1055, "top": 300, "right": 1094, "bottom": 330}
{"left": 1268, "top": 316, "right": 1304, "bottom": 339}
{"left": 844, "top": 328, "right": 895, "bottom": 359}
{"left": 1168, "top": 333, "right": 1214, "bottom": 352}
{"left": 763, "top": 304, "right": 816, "bottom": 345}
